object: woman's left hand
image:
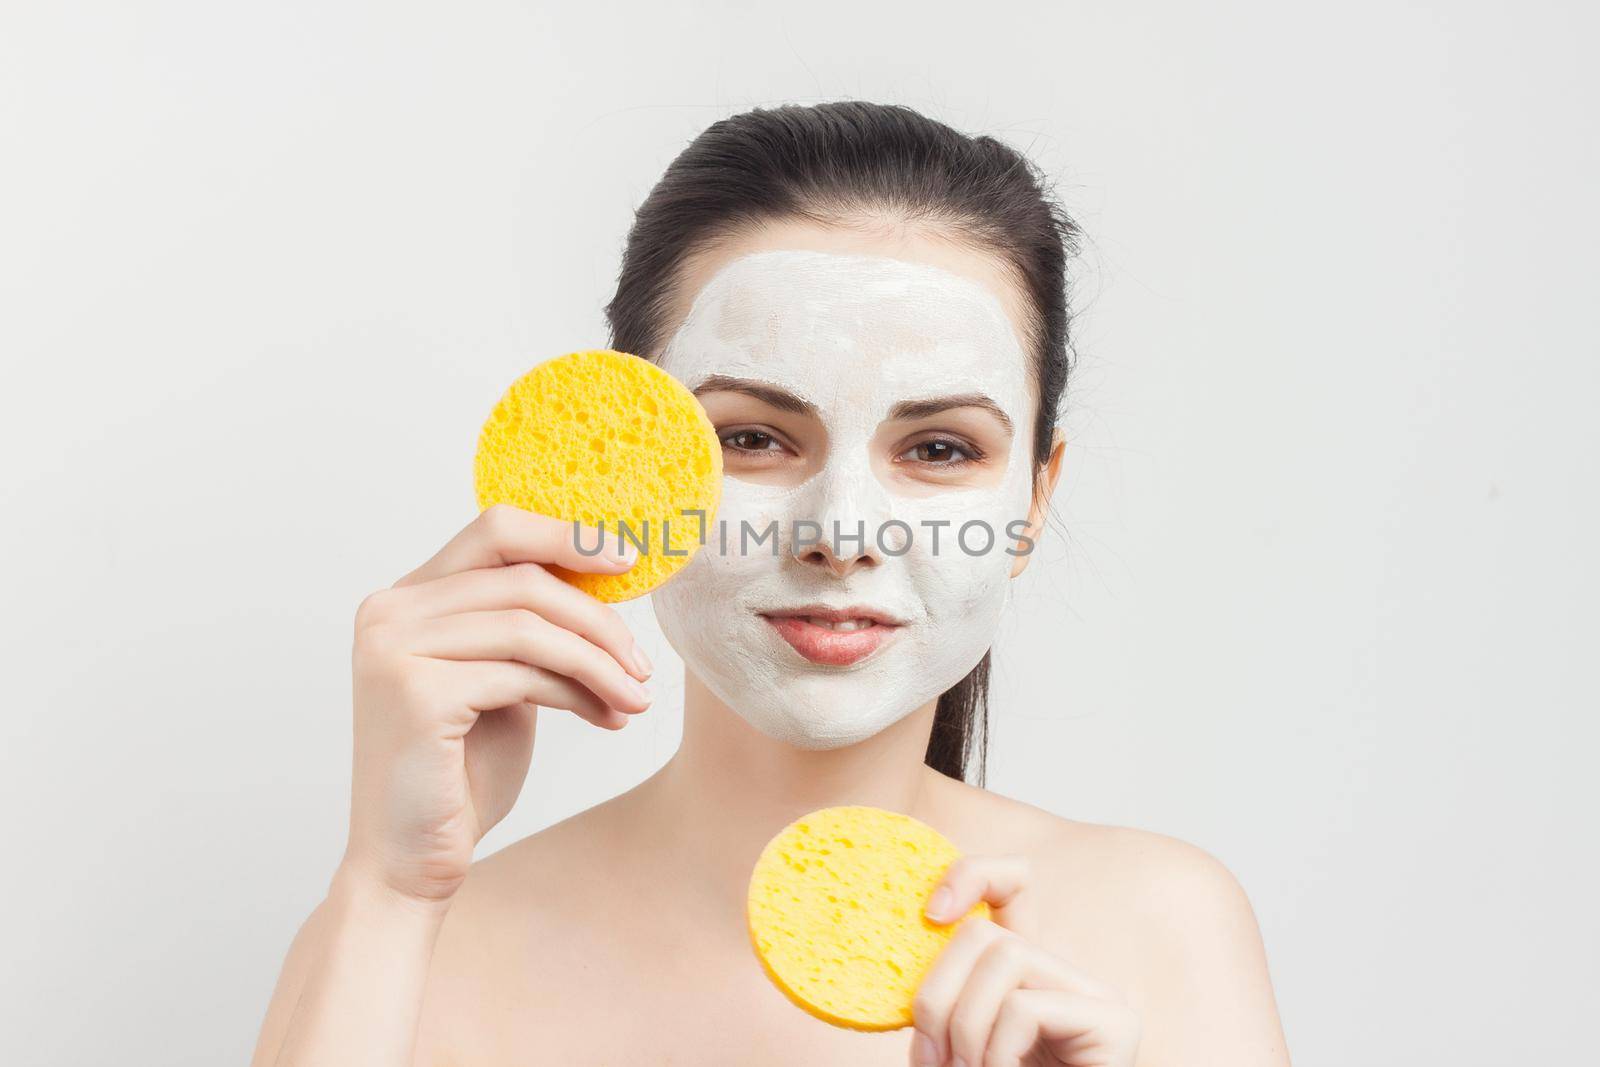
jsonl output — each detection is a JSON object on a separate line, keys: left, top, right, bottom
{"left": 910, "top": 854, "right": 1142, "bottom": 1067}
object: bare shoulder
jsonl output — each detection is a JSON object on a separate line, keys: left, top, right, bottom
{"left": 428, "top": 794, "right": 631, "bottom": 952}
{"left": 414, "top": 801, "right": 631, "bottom": 1065}
{"left": 1055, "top": 818, "right": 1259, "bottom": 928}
{"left": 947, "top": 782, "right": 1255, "bottom": 920}
{"left": 946, "top": 783, "right": 1291, "bottom": 1065}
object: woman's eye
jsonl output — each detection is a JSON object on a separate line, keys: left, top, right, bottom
{"left": 899, "top": 437, "right": 980, "bottom": 466}
{"left": 722, "top": 428, "right": 784, "bottom": 453}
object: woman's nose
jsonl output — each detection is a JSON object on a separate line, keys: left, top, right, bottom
{"left": 789, "top": 455, "right": 894, "bottom": 576}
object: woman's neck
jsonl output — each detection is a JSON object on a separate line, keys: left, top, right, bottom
{"left": 619, "top": 670, "right": 952, "bottom": 911}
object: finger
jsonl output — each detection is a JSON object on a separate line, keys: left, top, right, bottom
{"left": 378, "top": 562, "right": 651, "bottom": 681}
{"left": 395, "top": 504, "right": 639, "bottom": 587}
{"left": 949, "top": 933, "right": 1080, "bottom": 1067}
{"left": 926, "top": 853, "right": 1035, "bottom": 937}
{"left": 986, "top": 988, "right": 1138, "bottom": 1067}
{"left": 451, "top": 659, "right": 630, "bottom": 731}
{"left": 412, "top": 611, "right": 652, "bottom": 715}
{"left": 912, "top": 916, "right": 1005, "bottom": 1066}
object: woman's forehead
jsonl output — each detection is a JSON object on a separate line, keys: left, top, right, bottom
{"left": 659, "top": 249, "right": 1034, "bottom": 419}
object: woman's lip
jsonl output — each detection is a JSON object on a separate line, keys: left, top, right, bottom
{"left": 760, "top": 615, "right": 902, "bottom": 666}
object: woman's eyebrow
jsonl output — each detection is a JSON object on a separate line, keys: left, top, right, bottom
{"left": 691, "top": 374, "right": 817, "bottom": 416}
{"left": 887, "top": 394, "right": 1014, "bottom": 436}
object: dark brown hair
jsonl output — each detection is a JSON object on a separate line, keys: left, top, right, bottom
{"left": 604, "top": 101, "right": 1082, "bottom": 785}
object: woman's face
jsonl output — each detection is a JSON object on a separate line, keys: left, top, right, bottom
{"left": 651, "top": 220, "right": 1049, "bottom": 749}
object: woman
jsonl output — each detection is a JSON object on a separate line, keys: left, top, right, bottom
{"left": 251, "top": 101, "right": 1291, "bottom": 1066}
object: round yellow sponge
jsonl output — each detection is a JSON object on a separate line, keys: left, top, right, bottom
{"left": 747, "top": 805, "right": 990, "bottom": 1031}
{"left": 473, "top": 349, "right": 722, "bottom": 602}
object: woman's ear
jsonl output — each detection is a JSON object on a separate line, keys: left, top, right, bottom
{"left": 1009, "top": 427, "right": 1066, "bottom": 578}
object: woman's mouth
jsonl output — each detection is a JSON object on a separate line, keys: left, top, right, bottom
{"left": 759, "top": 606, "right": 905, "bottom": 666}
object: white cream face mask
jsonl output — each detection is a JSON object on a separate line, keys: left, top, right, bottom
{"left": 651, "top": 248, "right": 1039, "bottom": 749}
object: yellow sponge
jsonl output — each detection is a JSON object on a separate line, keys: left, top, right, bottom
{"left": 747, "top": 805, "right": 990, "bottom": 1031}
{"left": 473, "top": 349, "right": 722, "bottom": 602}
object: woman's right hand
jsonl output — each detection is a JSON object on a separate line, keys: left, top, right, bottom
{"left": 338, "top": 503, "right": 654, "bottom": 908}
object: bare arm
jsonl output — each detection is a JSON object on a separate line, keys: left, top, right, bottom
{"left": 251, "top": 869, "right": 449, "bottom": 1067}
{"left": 250, "top": 506, "right": 651, "bottom": 1065}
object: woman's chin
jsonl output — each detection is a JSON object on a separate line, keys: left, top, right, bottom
{"left": 716, "top": 681, "right": 919, "bottom": 750}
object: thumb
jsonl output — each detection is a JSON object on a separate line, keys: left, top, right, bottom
{"left": 924, "top": 853, "right": 1036, "bottom": 938}
{"left": 463, "top": 700, "right": 537, "bottom": 834}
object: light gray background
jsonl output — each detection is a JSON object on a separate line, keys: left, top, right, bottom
{"left": 3, "top": 2, "right": 1595, "bottom": 1063}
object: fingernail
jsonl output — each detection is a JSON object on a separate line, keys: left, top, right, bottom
{"left": 926, "top": 886, "right": 953, "bottom": 921}
{"left": 614, "top": 540, "right": 638, "bottom": 564}
{"left": 627, "top": 677, "right": 651, "bottom": 705}
{"left": 952, "top": 1059, "right": 968, "bottom": 1067}
{"left": 912, "top": 1030, "right": 938, "bottom": 1066}
{"left": 630, "top": 641, "right": 653, "bottom": 678}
